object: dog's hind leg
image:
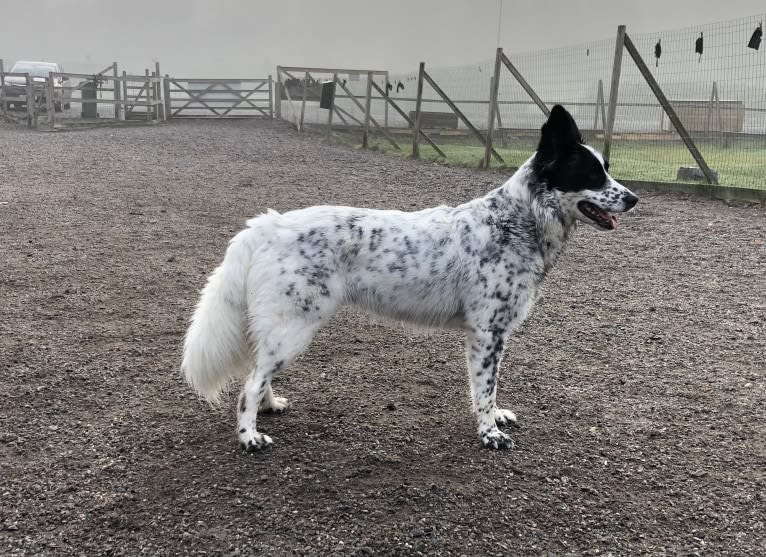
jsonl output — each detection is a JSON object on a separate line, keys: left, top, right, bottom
{"left": 237, "top": 315, "right": 327, "bottom": 451}
{"left": 466, "top": 328, "right": 515, "bottom": 450}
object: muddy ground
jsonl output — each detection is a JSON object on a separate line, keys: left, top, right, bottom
{"left": 1, "top": 119, "right": 764, "bottom": 556}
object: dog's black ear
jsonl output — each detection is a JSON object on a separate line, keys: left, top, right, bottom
{"left": 537, "top": 105, "right": 583, "bottom": 162}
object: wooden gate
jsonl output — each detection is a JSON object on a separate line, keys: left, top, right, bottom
{"left": 164, "top": 77, "right": 272, "bottom": 119}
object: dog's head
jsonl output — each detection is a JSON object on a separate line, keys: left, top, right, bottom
{"left": 532, "top": 105, "right": 638, "bottom": 230}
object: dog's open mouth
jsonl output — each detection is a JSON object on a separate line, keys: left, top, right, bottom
{"left": 577, "top": 201, "right": 618, "bottom": 230}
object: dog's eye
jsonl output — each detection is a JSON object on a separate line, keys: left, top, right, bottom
{"left": 604, "top": 161, "right": 610, "bottom": 172}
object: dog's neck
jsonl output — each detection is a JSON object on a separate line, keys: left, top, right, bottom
{"left": 488, "top": 160, "right": 574, "bottom": 275}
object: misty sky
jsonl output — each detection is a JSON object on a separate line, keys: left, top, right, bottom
{"left": 2, "top": 0, "right": 765, "bottom": 76}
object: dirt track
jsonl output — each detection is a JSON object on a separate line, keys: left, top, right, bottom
{"left": 1, "top": 119, "right": 764, "bottom": 556}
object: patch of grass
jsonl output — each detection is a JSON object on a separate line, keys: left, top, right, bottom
{"left": 340, "top": 131, "right": 766, "bottom": 190}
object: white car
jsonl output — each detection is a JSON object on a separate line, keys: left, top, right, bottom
{"left": 4, "top": 60, "right": 71, "bottom": 112}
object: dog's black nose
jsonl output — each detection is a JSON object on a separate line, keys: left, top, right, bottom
{"left": 623, "top": 194, "right": 639, "bottom": 210}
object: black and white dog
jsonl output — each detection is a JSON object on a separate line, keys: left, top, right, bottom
{"left": 182, "top": 105, "right": 638, "bottom": 450}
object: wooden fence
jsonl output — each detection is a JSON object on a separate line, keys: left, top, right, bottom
{"left": 164, "top": 77, "right": 272, "bottom": 118}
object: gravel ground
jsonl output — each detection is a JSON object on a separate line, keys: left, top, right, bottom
{"left": 1, "top": 119, "right": 764, "bottom": 556}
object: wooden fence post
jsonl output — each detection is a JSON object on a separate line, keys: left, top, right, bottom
{"left": 412, "top": 62, "right": 425, "bottom": 158}
{"left": 122, "top": 71, "right": 129, "bottom": 119}
{"left": 113, "top": 62, "right": 121, "bottom": 120}
{"left": 384, "top": 70, "right": 389, "bottom": 130}
{"left": 0, "top": 59, "right": 7, "bottom": 115}
{"left": 326, "top": 72, "right": 336, "bottom": 140}
{"left": 275, "top": 67, "right": 282, "bottom": 120}
{"left": 25, "top": 74, "right": 34, "bottom": 128}
{"left": 603, "top": 25, "right": 626, "bottom": 162}
{"left": 145, "top": 69, "right": 151, "bottom": 121}
{"left": 163, "top": 74, "right": 171, "bottom": 120}
{"left": 155, "top": 61, "right": 163, "bottom": 121}
{"left": 268, "top": 74, "right": 273, "bottom": 119}
{"left": 483, "top": 48, "right": 503, "bottom": 169}
{"left": 298, "top": 71, "right": 309, "bottom": 131}
{"left": 362, "top": 71, "right": 373, "bottom": 148}
{"left": 46, "top": 76, "right": 55, "bottom": 126}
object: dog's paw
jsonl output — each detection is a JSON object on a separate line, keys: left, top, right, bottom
{"left": 238, "top": 429, "right": 273, "bottom": 452}
{"left": 481, "top": 428, "right": 515, "bottom": 450}
{"left": 494, "top": 407, "right": 518, "bottom": 428}
{"left": 259, "top": 396, "right": 289, "bottom": 414}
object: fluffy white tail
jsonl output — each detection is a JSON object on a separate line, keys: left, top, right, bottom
{"left": 181, "top": 238, "right": 252, "bottom": 403}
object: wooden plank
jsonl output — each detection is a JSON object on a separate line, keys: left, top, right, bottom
{"left": 334, "top": 76, "right": 399, "bottom": 150}
{"left": 155, "top": 62, "right": 163, "bottom": 120}
{"left": 603, "top": 25, "right": 626, "bottom": 161}
{"left": 170, "top": 77, "right": 271, "bottom": 84}
{"left": 412, "top": 62, "right": 425, "bottom": 158}
{"left": 483, "top": 48, "right": 503, "bottom": 168}
{"left": 278, "top": 65, "right": 387, "bottom": 76}
{"left": 362, "top": 71, "right": 372, "bottom": 148}
{"left": 370, "top": 80, "right": 445, "bottom": 157}
{"left": 423, "top": 69, "right": 504, "bottom": 163}
{"left": 169, "top": 81, "right": 223, "bottom": 116}
{"left": 145, "top": 70, "right": 152, "bottom": 121}
{"left": 500, "top": 52, "right": 550, "bottom": 117}
{"left": 332, "top": 104, "right": 352, "bottom": 126}
{"left": 622, "top": 32, "right": 717, "bottom": 185}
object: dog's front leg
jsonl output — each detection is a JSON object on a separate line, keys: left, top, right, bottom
{"left": 466, "top": 328, "right": 515, "bottom": 450}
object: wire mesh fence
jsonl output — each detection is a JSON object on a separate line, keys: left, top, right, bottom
{"left": 280, "top": 13, "right": 766, "bottom": 191}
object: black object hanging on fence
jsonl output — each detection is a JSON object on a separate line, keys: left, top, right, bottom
{"left": 319, "top": 80, "right": 336, "bottom": 109}
{"left": 695, "top": 32, "right": 704, "bottom": 62}
{"left": 748, "top": 22, "right": 762, "bottom": 50}
{"left": 654, "top": 39, "right": 662, "bottom": 67}
{"left": 396, "top": 81, "right": 404, "bottom": 92}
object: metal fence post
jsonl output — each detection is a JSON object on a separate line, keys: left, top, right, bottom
{"left": 603, "top": 25, "right": 626, "bottom": 162}
{"left": 483, "top": 48, "right": 503, "bottom": 169}
{"left": 412, "top": 62, "right": 425, "bottom": 158}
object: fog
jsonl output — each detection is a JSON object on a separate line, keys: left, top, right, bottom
{"left": 1, "top": 0, "right": 764, "bottom": 76}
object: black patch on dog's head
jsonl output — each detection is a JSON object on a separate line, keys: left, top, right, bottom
{"left": 532, "top": 105, "right": 608, "bottom": 193}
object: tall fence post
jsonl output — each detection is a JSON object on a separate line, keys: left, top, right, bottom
{"left": 46, "top": 76, "right": 55, "bottom": 126}
{"left": 384, "top": 70, "right": 389, "bottom": 130}
{"left": 163, "top": 74, "right": 171, "bottom": 120}
{"left": 155, "top": 61, "right": 163, "bottom": 121}
{"left": 326, "top": 72, "right": 337, "bottom": 140}
{"left": 268, "top": 74, "right": 273, "bottom": 119}
{"left": 362, "top": 71, "right": 372, "bottom": 148}
{"left": 145, "top": 69, "right": 151, "bottom": 122}
{"left": 275, "top": 67, "right": 282, "bottom": 120}
{"left": 604, "top": 25, "right": 626, "bottom": 162}
{"left": 122, "top": 70, "right": 129, "bottom": 119}
{"left": 483, "top": 47, "right": 503, "bottom": 169}
{"left": 25, "top": 74, "right": 34, "bottom": 128}
{"left": 113, "top": 62, "right": 121, "bottom": 121}
{"left": 299, "top": 71, "right": 309, "bottom": 131}
{"left": 412, "top": 62, "right": 425, "bottom": 158}
{"left": 0, "top": 59, "right": 7, "bottom": 115}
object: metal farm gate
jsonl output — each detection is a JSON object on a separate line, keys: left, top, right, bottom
{"left": 164, "top": 76, "right": 273, "bottom": 119}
